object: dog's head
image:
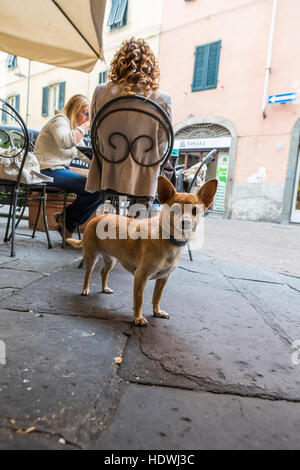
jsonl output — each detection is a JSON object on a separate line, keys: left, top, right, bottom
{"left": 157, "top": 176, "right": 218, "bottom": 240}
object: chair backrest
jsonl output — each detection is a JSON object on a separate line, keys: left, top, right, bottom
{"left": 0, "top": 98, "right": 30, "bottom": 185}
{"left": 91, "top": 94, "right": 174, "bottom": 189}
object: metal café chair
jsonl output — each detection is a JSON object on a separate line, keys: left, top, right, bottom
{"left": 0, "top": 98, "right": 52, "bottom": 256}
{"left": 181, "top": 148, "right": 217, "bottom": 261}
{"left": 91, "top": 94, "right": 174, "bottom": 217}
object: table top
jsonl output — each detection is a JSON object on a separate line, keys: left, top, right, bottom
{"left": 76, "top": 146, "right": 93, "bottom": 160}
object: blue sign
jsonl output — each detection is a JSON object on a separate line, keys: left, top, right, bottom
{"left": 268, "top": 93, "right": 297, "bottom": 104}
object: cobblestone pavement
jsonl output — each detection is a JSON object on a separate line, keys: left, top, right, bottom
{"left": 0, "top": 216, "right": 300, "bottom": 450}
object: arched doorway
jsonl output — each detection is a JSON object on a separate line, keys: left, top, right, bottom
{"left": 174, "top": 116, "right": 238, "bottom": 218}
{"left": 282, "top": 118, "right": 300, "bottom": 224}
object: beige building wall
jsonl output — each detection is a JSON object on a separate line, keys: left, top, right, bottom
{"left": 0, "top": 0, "right": 163, "bottom": 130}
{"left": 159, "top": 0, "right": 300, "bottom": 222}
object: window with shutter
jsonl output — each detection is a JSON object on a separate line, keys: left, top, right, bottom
{"left": 2, "top": 104, "right": 7, "bottom": 124}
{"left": 6, "top": 54, "right": 17, "bottom": 70}
{"left": 5, "top": 95, "right": 20, "bottom": 123}
{"left": 42, "top": 86, "right": 49, "bottom": 117}
{"left": 15, "top": 94, "right": 20, "bottom": 113}
{"left": 192, "top": 40, "right": 221, "bottom": 92}
{"left": 107, "top": 0, "right": 128, "bottom": 30}
{"left": 58, "top": 82, "right": 66, "bottom": 110}
{"left": 99, "top": 71, "right": 108, "bottom": 84}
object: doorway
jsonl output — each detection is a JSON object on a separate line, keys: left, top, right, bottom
{"left": 290, "top": 150, "right": 300, "bottom": 223}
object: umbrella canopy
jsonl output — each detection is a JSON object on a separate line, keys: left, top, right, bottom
{"left": 0, "top": 0, "right": 107, "bottom": 72}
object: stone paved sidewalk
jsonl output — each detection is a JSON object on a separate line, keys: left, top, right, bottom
{"left": 0, "top": 216, "right": 300, "bottom": 450}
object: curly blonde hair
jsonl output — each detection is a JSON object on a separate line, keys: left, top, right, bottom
{"left": 107, "top": 37, "right": 160, "bottom": 96}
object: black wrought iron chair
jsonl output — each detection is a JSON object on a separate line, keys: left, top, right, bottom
{"left": 179, "top": 148, "right": 217, "bottom": 261}
{"left": 91, "top": 94, "right": 174, "bottom": 216}
{"left": 0, "top": 98, "right": 52, "bottom": 256}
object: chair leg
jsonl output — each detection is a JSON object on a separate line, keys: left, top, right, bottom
{"left": 4, "top": 189, "right": 14, "bottom": 242}
{"left": 32, "top": 193, "right": 43, "bottom": 239}
{"left": 14, "top": 187, "right": 28, "bottom": 232}
{"left": 187, "top": 242, "right": 193, "bottom": 262}
{"left": 10, "top": 187, "right": 18, "bottom": 257}
{"left": 61, "top": 192, "right": 67, "bottom": 249}
{"left": 78, "top": 258, "right": 84, "bottom": 269}
{"left": 42, "top": 187, "right": 52, "bottom": 249}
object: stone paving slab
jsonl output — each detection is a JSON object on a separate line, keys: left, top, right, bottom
{"left": 0, "top": 289, "right": 16, "bottom": 302}
{"left": 0, "top": 268, "right": 44, "bottom": 289}
{"left": 228, "top": 278, "right": 300, "bottom": 344}
{"left": 95, "top": 383, "right": 300, "bottom": 450}
{"left": 275, "top": 273, "right": 300, "bottom": 293}
{"left": 0, "top": 308, "right": 129, "bottom": 449}
{"left": 0, "top": 241, "right": 80, "bottom": 274}
{"left": 211, "top": 257, "right": 282, "bottom": 283}
{"left": 119, "top": 271, "right": 300, "bottom": 400}
{"left": 0, "top": 262, "right": 136, "bottom": 322}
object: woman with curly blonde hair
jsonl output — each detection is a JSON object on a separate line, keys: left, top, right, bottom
{"left": 86, "top": 37, "right": 172, "bottom": 199}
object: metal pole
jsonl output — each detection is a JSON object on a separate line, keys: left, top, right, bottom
{"left": 262, "top": 0, "right": 278, "bottom": 118}
{"left": 25, "top": 59, "right": 31, "bottom": 126}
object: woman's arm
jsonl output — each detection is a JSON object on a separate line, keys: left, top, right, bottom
{"left": 48, "top": 115, "right": 89, "bottom": 149}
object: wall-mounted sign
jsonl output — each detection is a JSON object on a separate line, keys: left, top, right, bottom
{"left": 174, "top": 137, "right": 231, "bottom": 151}
{"left": 268, "top": 93, "right": 297, "bottom": 104}
{"left": 213, "top": 152, "right": 229, "bottom": 212}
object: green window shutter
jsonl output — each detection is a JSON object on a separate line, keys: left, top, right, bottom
{"left": 58, "top": 81, "right": 66, "bottom": 110}
{"left": 192, "top": 40, "right": 221, "bottom": 92}
{"left": 42, "top": 86, "right": 49, "bottom": 116}
{"left": 107, "top": 0, "right": 119, "bottom": 26}
{"left": 108, "top": 0, "right": 128, "bottom": 30}
{"left": 15, "top": 94, "right": 20, "bottom": 113}
{"left": 192, "top": 45, "right": 206, "bottom": 91}
{"left": 205, "top": 41, "right": 221, "bottom": 88}
{"left": 2, "top": 103, "right": 7, "bottom": 123}
{"left": 115, "top": 0, "right": 128, "bottom": 23}
{"left": 99, "top": 71, "right": 108, "bottom": 84}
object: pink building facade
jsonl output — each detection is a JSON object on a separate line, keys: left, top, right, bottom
{"left": 159, "top": 0, "right": 300, "bottom": 223}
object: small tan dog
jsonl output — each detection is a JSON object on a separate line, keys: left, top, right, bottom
{"left": 67, "top": 176, "right": 217, "bottom": 326}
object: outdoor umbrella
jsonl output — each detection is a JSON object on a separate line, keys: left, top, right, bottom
{"left": 0, "top": 0, "right": 107, "bottom": 72}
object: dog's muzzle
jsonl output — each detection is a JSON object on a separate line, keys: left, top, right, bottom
{"left": 180, "top": 217, "right": 194, "bottom": 232}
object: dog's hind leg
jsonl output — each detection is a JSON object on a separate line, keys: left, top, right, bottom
{"left": 101, "top": 252, "right": 116, "bottom": 294}
{"left": 81, "top": 247, "right": 99, "bottom": 296}
{"left": 133, "top": 268, "right": 150, "bottom": 326}
{"left": 152, "top": 276, "right": 170, "bottom": 319}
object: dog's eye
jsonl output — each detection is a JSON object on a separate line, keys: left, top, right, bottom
{"left": 192, "top": 207, "right": 197, "bottom": 216}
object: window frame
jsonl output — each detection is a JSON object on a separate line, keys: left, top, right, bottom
{"left": 107, "top": 0, "right": 128, "bottom": 31}
{"left": 192, "top": 40, "right": 221, "bottom": 92}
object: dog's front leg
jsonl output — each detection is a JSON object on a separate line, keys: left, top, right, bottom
{"left": 133, "top": 269, "right": 150, "bottom": 326}
{"left": 152, "top": 277, "right": 170, "bottom": 319}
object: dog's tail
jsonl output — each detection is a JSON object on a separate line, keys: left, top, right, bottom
{"left": 66, "top": 238, "right": 82, "bottom": 249}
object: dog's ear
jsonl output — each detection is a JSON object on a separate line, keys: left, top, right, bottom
{"left": 197, "top": 179, "right": 218, "bottom": 208}
{"left": 157, "top": 176, "right": 176, "bottom": 203}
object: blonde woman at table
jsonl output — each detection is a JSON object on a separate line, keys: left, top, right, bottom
{"left": 34, "top": 94, "right": 102, "bottom": 239}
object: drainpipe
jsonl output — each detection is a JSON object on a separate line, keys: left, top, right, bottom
{"left": 262, "top": 0, "right": 278, "bottom": 118}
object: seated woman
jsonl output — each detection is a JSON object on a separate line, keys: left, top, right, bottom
{"left": 34, "top": 94, "right": 102, "bottom": 239}
{"left": 86, "top": 37, "right": 172, "bottom": 200}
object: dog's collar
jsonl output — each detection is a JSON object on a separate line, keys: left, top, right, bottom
{"left": 169, "top": 235, "right": 188, "bottom": 247}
